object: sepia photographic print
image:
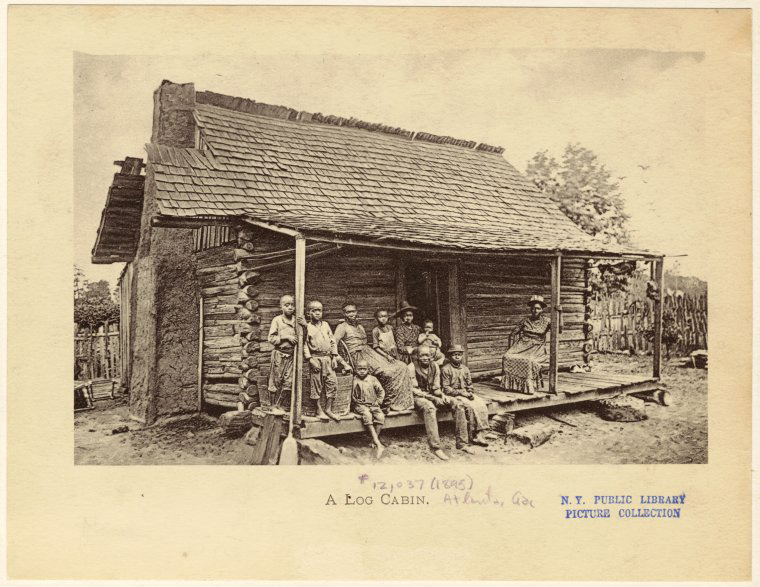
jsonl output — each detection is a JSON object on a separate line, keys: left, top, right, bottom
{"left": 7, "top": 5, "right": 752, "bottom": 582}
{"left": 76, "top": 52, "right": 709, "bottom": 467}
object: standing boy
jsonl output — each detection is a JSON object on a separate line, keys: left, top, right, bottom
{"left": 352, "top": 359, "right": 386, "bottom": 459}
{"left": 441, "top": 344, "right": 493, "bottom": 446}
{"left": 304, "top": 300, "right": 351, "bottom": 422}
{"left": 263, "top": 295, "right": 305, "bottom": 415}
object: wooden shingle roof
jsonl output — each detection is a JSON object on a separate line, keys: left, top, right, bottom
{"left": 91, "top": 158, "right": 145, "bottom": 264}
{"left": 146, "top": 101, "right": 654, "bottom": 256}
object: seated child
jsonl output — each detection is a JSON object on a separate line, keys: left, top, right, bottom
{"left": 372, "top": 309, "right": 398, "bottom": 360}
{"left": 418, "top": 319, "right": 445, "bottom": 365}
{"left": 440, "top": 344, "right": 493, "bottom": 447}
{"left": 351, "top": 359, "right": 386, "bottom": 459}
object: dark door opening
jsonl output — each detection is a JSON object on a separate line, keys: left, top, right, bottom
{"left": 403, "top": 262, "right": 452, "bottom": 349}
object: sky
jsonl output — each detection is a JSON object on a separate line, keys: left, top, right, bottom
{"left": 74, "top": 48, "right": 708, "bottom": 287}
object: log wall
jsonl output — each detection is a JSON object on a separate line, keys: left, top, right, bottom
{"left": 242, "top": 228, "right": 397, "bottom": 408}
{"left": 195, "top": 225, "right": 593, "bottom": 407}
{"left": 196, "top": 227, "right": 398, "bottom": 408}
{"left": 195, "top": 244, "right": 243, "bottom": 407}
{"left": 463, "top": 257, "right": 591, "bottom": 376}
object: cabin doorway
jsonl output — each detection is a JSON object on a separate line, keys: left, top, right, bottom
{"left": 403, "top": 262, "right": 453, "bottom": 349}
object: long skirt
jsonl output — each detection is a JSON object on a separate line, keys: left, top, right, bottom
{"left": 501, "top": 338, "right": 547, "bottom": 394}
{"left": 354, "top": 346, "right": 414, "bottom": 411}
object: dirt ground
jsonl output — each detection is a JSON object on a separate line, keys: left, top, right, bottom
{"left": 74, "top": 354, "right": 707, "bottom": 466}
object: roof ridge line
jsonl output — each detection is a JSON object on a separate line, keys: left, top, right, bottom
{"left": 195, "top": 89, "right": 504, "bottom": 155}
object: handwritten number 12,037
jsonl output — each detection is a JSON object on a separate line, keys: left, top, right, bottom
{"left": 371, "top": 480, "right": 425, "bottom": 492}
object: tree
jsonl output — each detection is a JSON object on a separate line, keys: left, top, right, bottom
{"left": 527, "top": 143, "right": 630, "bottom": 244}
{"left": 74, "top": 266, "right": 119, "bottom": 330}
{"left": 526, "top": 143, "right": 634, "bottom": 294}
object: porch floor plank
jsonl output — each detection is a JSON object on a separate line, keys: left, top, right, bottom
{"left": 295, "top": 370, "right": 661, "bottom": 440}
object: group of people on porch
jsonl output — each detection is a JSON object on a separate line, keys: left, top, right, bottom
{"left": 241, "top": 293, "right": 551, "bottom": 460}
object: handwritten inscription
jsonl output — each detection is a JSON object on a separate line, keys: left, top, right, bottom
{"left": 323, "top": 474, "right": 530, "bottom": 509}
{"left": 561, "top": 493, "right": 686, "bottom": 519}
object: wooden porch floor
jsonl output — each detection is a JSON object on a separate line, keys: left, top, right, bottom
{"left": 294, "top": 371, "right": 660, "bottom": 440}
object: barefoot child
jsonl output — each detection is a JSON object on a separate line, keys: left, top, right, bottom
{"left": 304, "top": 300, "right": 351, "bottom": 422}
{"left": 251, "top": 294, "right": 304, "bottom": 415}
{"left": 351, "top": 360, "right": 386, "bottom": 459}
{"left": 418, "top": 319, "right": 445, "bottom": 365}
{"left": 441, "top": 344, "right": 493, "bottom": 447}
{"left": 372, "top": 309, "right": 398, "bottom": 360}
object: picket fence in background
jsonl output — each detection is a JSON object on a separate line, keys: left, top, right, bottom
{"left": 591, "top": 291, "right": 707, "bottom": 357}
{"left": 74, "top": 321, "right": 120, "bottom": 380}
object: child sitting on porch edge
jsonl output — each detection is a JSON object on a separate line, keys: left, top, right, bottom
{"left": 351, "top": 359, "right": 387, "bottom": 459}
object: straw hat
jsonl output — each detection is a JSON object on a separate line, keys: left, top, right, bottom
{"left": 392, "top": 300, "right": 418, "bottom": 318}
{"left": 528, "top": 295, "right": 547, "bottom": 308}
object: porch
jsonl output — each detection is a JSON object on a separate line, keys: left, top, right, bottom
{"left": 269, "top": 371, "right": 661, "bottom": 440}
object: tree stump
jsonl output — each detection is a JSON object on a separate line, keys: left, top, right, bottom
{"left": 507, "top": 422, "right": 556, "bottom": 448}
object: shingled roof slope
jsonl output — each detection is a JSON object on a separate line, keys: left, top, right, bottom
{"left": 146, "top": 101, "right": 652, "bottom": 255}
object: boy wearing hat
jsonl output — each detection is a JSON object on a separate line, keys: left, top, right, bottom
{"left": 441, "top": 344, "right": 493, "bottom": 446}
{"left": 393, "top": 301, "right": 420, "bottom": 363}
{"left": 408, "top": 345, "right": 472, "bottom": 458}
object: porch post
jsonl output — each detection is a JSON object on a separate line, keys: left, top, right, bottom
{"left": 652, "top": 257, "right": 665, "bottom": 378}
{"left": 447, "top": 260, "right": 467, "bottom": 359}
{"left": 293, "top": 235, "right": 306, "bottom": 425}
{"left": 395, "top": 260, "right": 406, "bottom": 317}
{"left": 549, "top": 252, "right": 562, "bottom": 394}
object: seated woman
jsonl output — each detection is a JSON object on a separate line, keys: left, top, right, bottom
{"left": 501, "top": 295, "right": 551, "bottom": 394}
{"left": 334, "top": 302, "right": 414, "bottom": 412}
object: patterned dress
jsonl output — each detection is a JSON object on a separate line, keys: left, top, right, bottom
{"left": 501, "top": 314, "right": 551, "bottom": 394}
{"left": 335, "top": 321, "right": 414, "bottom": 411}
{"left": 395, "top": 323, "right": 421, "bottom": 363}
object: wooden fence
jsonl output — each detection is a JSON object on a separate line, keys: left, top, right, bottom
{"left": 591, "top": 291, "right": 707, "bottom": 357}
{"left": 118, "top": 262, "right": 133, "bottom": 387}
{"left": 75, "top": 322, "right": 120, "bottom": 380}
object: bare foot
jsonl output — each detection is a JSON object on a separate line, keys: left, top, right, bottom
{"left": 376, "top": 444, "right": 385, "bottom": 459}
{"left": 324, "top": 408, "right": 341, "bottom": 422}
{"left": 458, "top": 445, "right": 475, "bottom": 454}
{"left": 315, "top": 408, "right": 330, "bottom": 421}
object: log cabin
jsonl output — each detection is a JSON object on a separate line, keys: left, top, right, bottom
{"left": 94, "top": 80, "right": 665, "bottom": 433}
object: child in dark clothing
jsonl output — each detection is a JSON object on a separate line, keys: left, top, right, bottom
{"left": 351, "top": 359, "right": 386, "bottom": 459}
